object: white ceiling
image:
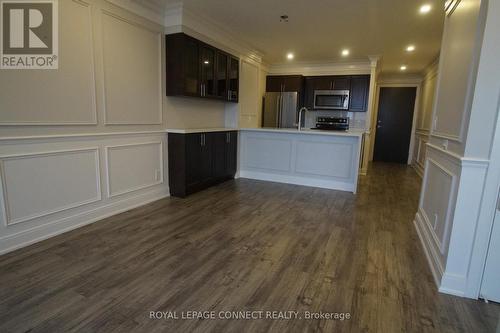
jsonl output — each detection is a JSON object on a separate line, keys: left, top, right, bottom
{"left": 137, "top": 0, "right": 445, "bottom": 74}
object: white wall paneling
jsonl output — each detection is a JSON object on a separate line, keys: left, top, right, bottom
{"left": 239, "top": 130, "right": 362, "bottom": 193}
{"left": 105, "top": 142, "right": 163, "bottom": 197}
{"left": 0, "top": 148, "right": 101, "bottom": 226}
{"left": 0, "top": 0, "right": 97, "bottom": 125}
{"left": 430, "top": 0, "right": 485, "bottom": 142}
{"left": 414, "top": 142, "right": 490, "bottom": 297}
{"left": 238, "top": 60, "right": 261, "bottom": 128}
{"left": 101, "top": 10, "right": 162, "bottom": 125}
{"left": 414, "top": 144, "right": 460, "bottom": 288}
{"left": 0, "top": 133, "right": 169, "bottom": 255}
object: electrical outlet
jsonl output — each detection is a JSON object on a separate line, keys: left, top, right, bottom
{"left": 155, "top": 169, "right": 161, "bottom": 181}
{"left": 442, "top": 139, "right": 449, "bottom": 150}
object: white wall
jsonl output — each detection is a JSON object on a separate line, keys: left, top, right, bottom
{"left": 0, "top": 0, "right": 268, "bottom": 254}
{"left": 412, "top": 59, "right": 439, "bottom": 176}
{"left": 0, "top": 0, "right": 168, "bottom": 254}
{"left": 415, "top": 0, "right": 500, "bottom": 298}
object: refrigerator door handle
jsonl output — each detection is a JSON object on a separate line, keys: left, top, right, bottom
{"left": 278, "top": 95, "right": 283, "bottom": 127}
{"left": 275, "top": 95, "right": 280, "bottom": 127}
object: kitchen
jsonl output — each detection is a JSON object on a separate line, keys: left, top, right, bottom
{"left": 1, "top": 0, "right": 500, "bottom": 332}
{"left": 165, "top": 32, "right": 374, "bottom": 196}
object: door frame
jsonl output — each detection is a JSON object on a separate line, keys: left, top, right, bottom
{"left": 371, "top": 83, "right": 421, "bottom": 164}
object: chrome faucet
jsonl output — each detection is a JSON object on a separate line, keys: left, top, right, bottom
{"left": 298, "top": 107, "right": 308, "bottom": 131}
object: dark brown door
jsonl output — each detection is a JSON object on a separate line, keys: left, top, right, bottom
{"left": 282, "top": 76, "right": 303, "bottom": 92}
{"left": 216, "top": 51, "right": 228, "bottom": 100}
{"left": 332, "top": 76, "right": 350, "bottom": 90}
{"left": 374, "top": 87, "right": 417, "bottom": 164}
{"left": 225, "top": 131, "right": 237, "bottom": 177}
{"left": 228, "top": 57, "right": 239, "bottom": 102}
{"left": 200, "top": 45, "right": 216, "bottom": 97}
{"left": 349, "top": 75, "right": 369, "bottom": 112}
{"left": 212, "top": 132, "right": 227, "bottom": 179}
{"left": 266, "top": 76, "right": 284, "bottom": 92}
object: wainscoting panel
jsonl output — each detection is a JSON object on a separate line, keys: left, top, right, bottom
{"left": 0, "top": 0, "right": 97, "bottom": 125}
{"left": 242, "top": 136, "right": 292, "bottom": 172}
{"left": 421, "top": 158, "right": 456, "bottom": 253}
{"left": 295, "top": 141, "right": 353, "bottom": 179}
{"left": 0, "top": 133, "right": 169, "bottom": 255}
{"left": 239, "top": 130, "right": 362, "bottom": 193}
{"left": 101, "top": 11, "right": 162, "bottom": 125}
{"left": 1, "top": 149, "right": 101, "bottom": 226}
{"left": 414, "top": 144, "right": 461, "bottom": 288}
{"left": 106, "top": 142, "right": 163, "bottom": 197}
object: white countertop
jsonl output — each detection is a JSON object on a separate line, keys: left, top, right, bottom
{"left": 166, "top": 128, "right": 238, "bottom": 134}
{"left": 239, "top": 127, "right": 365, "bottom": 137}
{"left": 165, "top": 127, "right": 365, "bottom": 137}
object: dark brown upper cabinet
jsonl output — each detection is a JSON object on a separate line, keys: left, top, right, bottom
{"left": 303, "top": 75, "right": 370, "bottom": 111}
{"left": 216, "top": 51, "right": 228, "bottom": 99}
{"left": 228, "top": 56, "right": 239, "bottom": 102}
{"left": 165, "top": 33, "right": 200, "bottom": 97}
{"left": 266, "top": 75, "right": 304, "bottom": 92}
{"left": 349, "top": 75, "right": 370, "bottom": 112}
{"left": 165, "top": 33, "right": 239, "bottom": 103}
{"left": 200, "top": 44, "right": 216, "bottom": 98}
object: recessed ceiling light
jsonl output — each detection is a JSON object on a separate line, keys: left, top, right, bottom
{"left": 400, "top": 65, "right": 407, "bottom": 71}
{"left": 341, "top": 49, "right": 350, "bottom": 56}
{"left": 203, "top": 60, "right": 209, "bottom": 64}
{"left": 287, "top": 53, "right": 294, "bottom": 60}
{"left": 419, "top": 4, "right": 431, "bottom": 14}
{"left": 406, "top": 45, "right": 416, "bottom": 52}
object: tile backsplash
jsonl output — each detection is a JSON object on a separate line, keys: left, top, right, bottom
{"left": 304, "top": 110, "right": 367, "bottom": 129}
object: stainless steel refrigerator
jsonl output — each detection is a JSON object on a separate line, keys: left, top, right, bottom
{"left": 262, "top": 92, "right": 298, "bottom": 128}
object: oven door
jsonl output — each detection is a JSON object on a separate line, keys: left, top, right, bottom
{"left": 314, "top": 90, "right": 350, "bottom": 110}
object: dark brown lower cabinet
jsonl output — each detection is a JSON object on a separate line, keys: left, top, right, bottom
{"left": 168, "top": 131, "right": 237, "bottom": 197}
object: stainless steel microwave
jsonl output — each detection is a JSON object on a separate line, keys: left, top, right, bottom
{"left": 313, "top": 90, "right": 350, "bottom": 110}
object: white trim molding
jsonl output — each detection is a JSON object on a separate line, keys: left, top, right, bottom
{"left": 267, "top": 61, "right": 372, "bottom": 76}
{"left": 104, "top": 141, "right": 164, "bottom": 198}
{"left": 0, "top": 148, "right": 102, "bottom": 226}
{"left": 0, "top": 132, "right": 169, "bottom": 255}
{"left": 414, "top": 142, "right": 491, "bottom": 298}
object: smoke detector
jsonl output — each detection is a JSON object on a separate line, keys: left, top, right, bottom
{"left": 280, "top": 15, "right": 289, "bottom": 22}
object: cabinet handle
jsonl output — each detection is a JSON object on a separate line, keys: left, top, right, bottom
{"left": 200, "top": 134, "right": 203, "bottom": 146}
{"left": 203, "top": 134, "right": 205, "bottom": 146}
{"left": 226, "top": 132, "right": 230, "bottom": 143}
{"left": 228, "top": 90, "right": 231, "bottom": 100}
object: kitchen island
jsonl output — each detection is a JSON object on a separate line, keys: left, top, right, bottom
{"left": 238, "top": 128, "right": 364, "bottom": 193}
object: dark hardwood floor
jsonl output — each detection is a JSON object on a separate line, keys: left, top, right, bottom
{"left": 0, "top": 163, "right": 498, "bottom": 332}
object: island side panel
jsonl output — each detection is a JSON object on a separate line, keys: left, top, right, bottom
{"left": 238, "top": 130, "right": 362, "bottom": 193}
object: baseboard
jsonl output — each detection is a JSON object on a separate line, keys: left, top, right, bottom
{"left": 239, "top": 170, "right": 355, "bottom": 193}
{"left": 412, "top": 163, "right": 424, "bottom": 178}
{"left": 0, "top": 187, "right": 170, "bottom": 255}
{"left": 439, "top": 273, "right": 467, "bottom": 297}
{"left": 413, "top": 211, "right": 443, "bottom": 289}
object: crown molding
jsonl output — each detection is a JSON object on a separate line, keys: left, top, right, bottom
{"left": 377, "top": 73, "right": 423, "bottom": 85}
{"left": 105, "top": 0, "right": 165, "bottom": 26}
{"left": 179, "top": 6, "right": 264, "bottom": 63}
{"left": 267, "top": 60, "right": 372, "bottom": 76}
{"left": 107, "top": 0, "right": 265, "bottom": 65}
